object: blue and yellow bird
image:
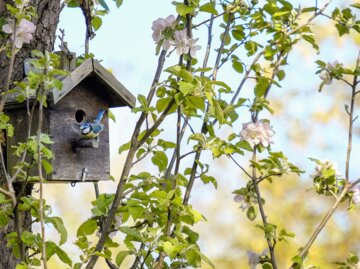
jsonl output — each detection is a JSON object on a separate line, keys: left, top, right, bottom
{"left": 80, "top": 109, "right": 105, "bottom": 139}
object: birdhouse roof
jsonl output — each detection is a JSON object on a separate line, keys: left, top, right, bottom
{"left": 5, "top": 58, "right": 136, "bottom": 109}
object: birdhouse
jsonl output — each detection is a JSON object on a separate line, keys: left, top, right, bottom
{"left": 5, "top": 58, "right": 136, "bottom": 182}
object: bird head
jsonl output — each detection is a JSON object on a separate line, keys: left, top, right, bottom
{"left": 80, "top": 123, "right": 92, "bottom": 136}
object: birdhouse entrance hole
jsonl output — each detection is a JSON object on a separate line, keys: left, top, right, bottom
{"left": 75, "top": 109, "right": 86, "bottom": 123}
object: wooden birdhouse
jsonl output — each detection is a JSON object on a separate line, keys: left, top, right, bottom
{"left": 5, "top": 57, "right": 136, "bottom": 182}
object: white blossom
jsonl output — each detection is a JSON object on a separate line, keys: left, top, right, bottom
{"left": 173, "top": 29, "right": 201, "bottom": 57}
{"left": 319, "top": 70, "right": 332, "bottom": 85}
{"left": 240, "top": 121, "right": 274, "bottom": 148}
{"left": 2, "top": 18, "right": 36, "bottom": 49}
{"left": 188, "top": 37, "right": 201, "bottom": 58}
{"left": 173, "top": 29, "right": 189, "bottom": 55}
{"left": 233, "top": 194, "right": 250, "bottom": 211}
{"left": 351, "top": 185, "right": 360, "bottom": 205}
{"left": 151, "top": 15, "right": 176, "bottom": 49}
{"left": 247, "top": 249, "right": 268, "bottom": 269}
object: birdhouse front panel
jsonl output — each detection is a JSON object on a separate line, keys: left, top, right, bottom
{"left": 49, "top": 80, "right": 110, "bottom": 182}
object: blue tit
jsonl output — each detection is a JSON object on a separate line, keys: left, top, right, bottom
{"left": 80, "top": 109, "right": 105, "bottom": 139}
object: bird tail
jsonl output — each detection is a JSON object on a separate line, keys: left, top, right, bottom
{"left": 95, "top": 109, "right": 105, "bottom": 123}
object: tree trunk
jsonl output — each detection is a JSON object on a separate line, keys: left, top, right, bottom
{"left": 0, "top": 1, "right": 61, "bottom": 268}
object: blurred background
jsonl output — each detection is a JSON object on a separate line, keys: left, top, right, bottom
{"left": 37, "top": 0, "right": 360, "bottom": 268}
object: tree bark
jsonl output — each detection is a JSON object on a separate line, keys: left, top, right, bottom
{"left": 0, "top": 1, "right": 61, "bottom": 268}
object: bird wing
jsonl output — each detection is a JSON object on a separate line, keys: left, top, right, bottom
{"left": 91, "top": 123, "right": 104, "bottom": 134}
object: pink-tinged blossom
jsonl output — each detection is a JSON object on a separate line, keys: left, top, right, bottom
{"left": 151, "top": 15, "right": 176, "bottom": 48}
{"left": 173, "top": 29, "right": 201, "bottom": 57}
{"left": 233, "top": 194, "right": 250, "bottom": 211}
{"left": 2, "top": 18, "right": 36, "bottom": 49}
{"left": 247, "top": 249, "right": 268, "bottom": 269}
{"left": 240, "top": 121, "right": 274, "bottom": 148}
{"left": 311, "top": 159, "right": 340, "bottom": 178}
{"left": 174, "top": 29, "right": 189, "bottom": 55}
{"left": 188, "top": 37, "right": 201, "bottom": 58}
{"left": 319, "top": 70, "right": 332, "bottom": 85}
{"left": 351, "top": 185, "right": 360, "bottom": 205}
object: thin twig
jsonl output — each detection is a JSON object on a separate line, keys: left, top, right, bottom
{"left": 36, "top": 86, "right": 48, "bottom": 269}
{"left": 228, "top": 154, "right": 253, "bottom": 180}
{"left": 192, "top": 11, "right": 226, "bottom": 28}
{"left": 251, "top": 150, "right": 278, "bottom": 269}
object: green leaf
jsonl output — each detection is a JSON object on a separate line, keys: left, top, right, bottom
{"left": 179, "top": 81, "right": 195, "bottom": 95}
{"left": 15, "top": 263, "right": 28, "bottom": 269}
{"left": 254, "top": 77, "right": 269, "bottom": 97}
{"left": 77, "top": 219, "right": 97, "bottom": 236}
{"left": 115, "top": 0, "right": 124, "bottom": 8}
{"left": 118, "top": 226, "right": 144, "bottom": 241}
{"left": 41, "top": 134, "right": 54, "bottom": 144}
{"left": 246, "top": 205, "right": 257, "bottom": 221}
{"left": 42, "top": 159, "right": 53, "bottom": 174}
{"left": 232, "top": 59, "right": 244, "bottom": 73}
{"left": 199, "top": 2, "right": 218, "bottom": 15}
{"left": 185, "top": 248, "right": 201, "bottom": 267}
{"left": 276, "top": 70, "right": 285, "bottom": 81}
{"left": 262, "top": 263, "right": 273, "bottom": 269}
{"left": 208, "top": 80, "right": 231, "bottom": 92}
{"left": 186, "top": 96, "right": 205, "bottom": 112}
{"left": 301, "top": 7, "right": 316, "bottom": 13}
{"left": 273, "top": 11, "right": 290, "bottom": 18}
{"left": 200, "top": 252, "right": 215, "bottom": 269}
{"left": 351, "top": 3, "right": 360, "bottom": 9}
{"left": 158, "top": 139, "right": 176, "bottom": 149}
{"left": 98, "top": 0, "right": 110, "bottom": 11}
{"left": 31, "top": 50, "right": 44, "bottom": 58}
{"left": 92, "top": 16, "right": 102, "bottom": 31}
{"left": 108, "top": 109, "right": 116, "bottom": 122}
{"left": 66, "top": 0, "right": 80, "bottom": 7}
{"left": 200, "top": 174, "right": 217, "bottom": 189}
{"left": 138, "top": 94, "right": 148, "bottom": 108}
{"left": 21, "top": 231, "right": 35, "bottom": 245}
{"left": 232, "top": 29, "right": 245, "bottom": 41}
{"left": 45, "top": 241, "right": 57, "bottom": 260}
{"left": 189, "top": 208, "right": 202, "bottom": 223}
{"left": 156, "top": 97, "right": 173, "bottom": 112}
{"left": 151, "top": 151, "right": 168, "bottom": 172}
{"left": 0, "top": 210, "right": 9, "bottom": 227}
{"left": 128, "top": 206, "right": 145, "bottom": 221}
{"left": 115, "top": 251, "right": 130, "bottom": 267}
{"left": 55, "top": 245, "right": 72, "bottom": 266}
{"left": 45, "top": 216, "right": 67, "bottom": 245}
{"left": 163, "top": 241, "right": 178, "bottom": 259}
{"left": 119, "top": 141, "right": 131, "bottom": 154}
{"left": 176, "top": 3, "right": 194, "bottom": 16}
{"left": 165, "top": 65, "right": 193, "bottom": 82}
